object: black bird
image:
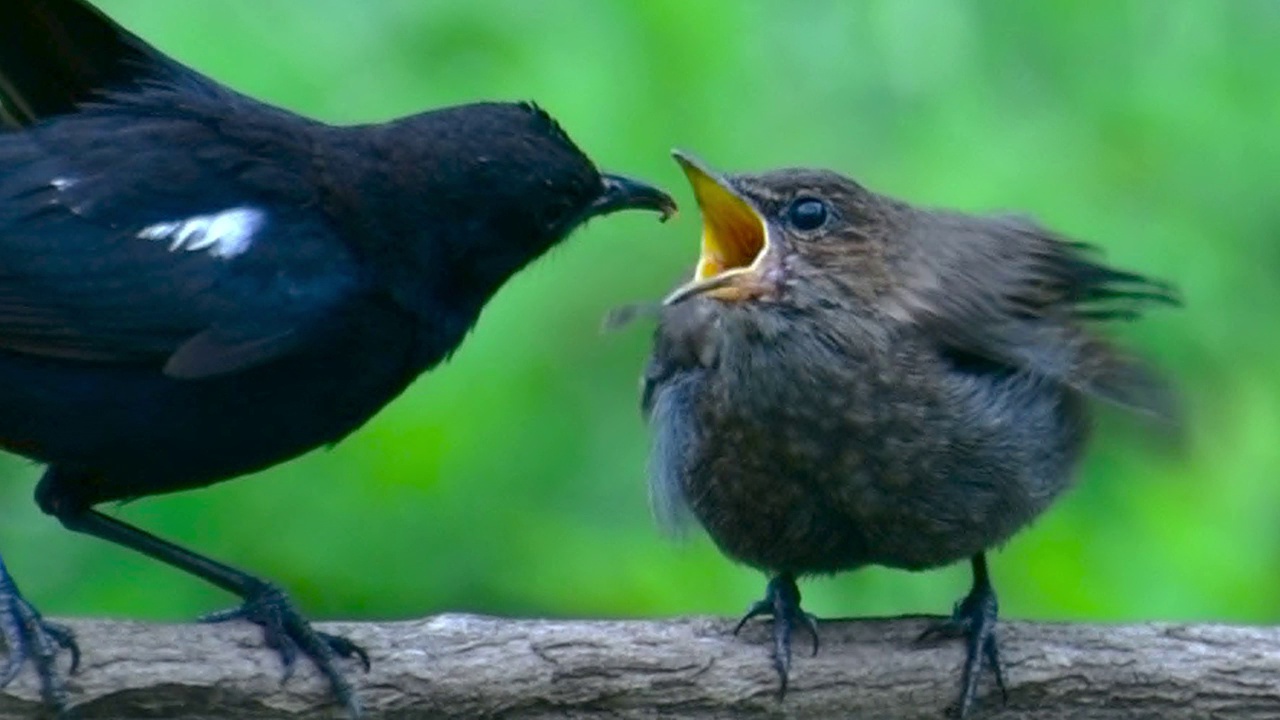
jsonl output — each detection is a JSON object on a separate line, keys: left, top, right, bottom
{"left": 641, "top": 152, "right": 1176, "bottom": 717}
{"left": 0, "top": 0, "right": 675, "bottom": 713}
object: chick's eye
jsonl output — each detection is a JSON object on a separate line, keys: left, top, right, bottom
{"left": 787, "top": 197, "right": 828, "bottom": 231}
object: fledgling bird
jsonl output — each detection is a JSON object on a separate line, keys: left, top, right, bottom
{"left": 641, "top": 151, "right": 1177, "bottom": 717}
{"left": 0, "top": 0, "right": 675, "bottom": 714}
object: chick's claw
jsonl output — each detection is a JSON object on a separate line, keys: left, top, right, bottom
{"left": 734, "top": 573, "right": 820, "bottom": 699}
{"left": 916, "top": 555, "right": 1007, "bottom": 719}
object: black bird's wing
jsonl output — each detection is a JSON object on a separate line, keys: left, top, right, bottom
{"left": 893, "top": 211, "right": 1180, "bottom": 418}
{"left": 0, "top": 0, "right": 177, "bottom": 128}
{"left": 0, "top": 116, "right": 360, "bottom": 379}
{"left": 0, "top": 0, "right": 361, "bottom": 379}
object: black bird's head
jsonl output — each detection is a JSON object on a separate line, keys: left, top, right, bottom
{"left": 662, "top": 150, "right": 898, "bottom": 313}
{"left": 358, "top": 102, "right": 675, "bottom": 316}
{"left": 1, "top": 1, "right": 676, "bottom": 333}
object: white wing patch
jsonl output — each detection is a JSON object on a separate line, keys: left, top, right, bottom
{"left": 138, "top": 207, "right": 265, "bottom": 259}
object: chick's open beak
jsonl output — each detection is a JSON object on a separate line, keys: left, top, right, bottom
{"left": 665, "top": 150, "right": 771, "bottom": 305}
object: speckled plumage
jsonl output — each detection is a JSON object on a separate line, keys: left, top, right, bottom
{"left": 648, "top": 297, "right": 1088, "bottom": 574}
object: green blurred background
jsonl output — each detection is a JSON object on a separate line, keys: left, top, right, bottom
{"left": 1, "top": 0, "right": 1277, "bottom": 627}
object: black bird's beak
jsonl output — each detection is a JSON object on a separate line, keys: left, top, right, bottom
{"left": 588, "top": 173, "right": 678, "bottom": 222}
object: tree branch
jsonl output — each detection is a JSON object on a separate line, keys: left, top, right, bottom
{"left": 2, "top": 614, "right": 1278, "bottom": 718}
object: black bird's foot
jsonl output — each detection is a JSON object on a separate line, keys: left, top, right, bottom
{"left": 916, "top": 555, "right": 1007, "bottom": 719}
{"left": 200, "top": 581, "right": 369, "bottom": 717}
{"left": 0, "top": 566, "right": 80, "bottom": 712}
{"left": 733, "top": 574, "right": 819, "bottom": 699}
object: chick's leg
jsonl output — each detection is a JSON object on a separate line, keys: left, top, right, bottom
{"left": 734, "top": 572, "right": 819, "bottom": 698}
{"left": 918, "top": 553, "right": 1007, "bottom": 719}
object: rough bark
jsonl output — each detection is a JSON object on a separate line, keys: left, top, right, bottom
{"left": 2, "top": 614, "right": 1279, "bottom": 719}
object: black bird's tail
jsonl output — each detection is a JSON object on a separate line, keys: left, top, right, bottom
{"left": 0, "top": 0, "right": 168, "bottom": 128}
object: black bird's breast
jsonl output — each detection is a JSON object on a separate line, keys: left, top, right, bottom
{"left": 0, "top": 300, "right": 429, "bottom": 506}
{"left": 644, "top": 300, "right": 1088, "bottom": 576}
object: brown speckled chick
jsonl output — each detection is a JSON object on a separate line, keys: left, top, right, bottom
{"left": 641, "top": 151, "right": 1179, "bottom": 718}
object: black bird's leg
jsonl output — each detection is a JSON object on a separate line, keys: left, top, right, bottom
{"left": 42, "top": 494, "right": 369, "bottom": 717}
{"left": 0, "top": 555, "right": 79, "bottom": 712}
{"left": 733, "top": 573, "right": 819, "bottom": 699}
{"left": 917, "top": 553, "right": 1007, "bottom": 719}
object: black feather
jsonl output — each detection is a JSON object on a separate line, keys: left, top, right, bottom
{"left": 0, "top": 0, "right": 171, "bottom": 127}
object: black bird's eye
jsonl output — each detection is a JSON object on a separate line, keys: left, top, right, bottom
{"left": 787, "top": 197, "right": 828, "bottom": 231}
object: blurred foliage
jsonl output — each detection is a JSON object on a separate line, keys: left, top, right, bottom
{"left": 1, "top": 0, "right": 1277, "bottom": 629}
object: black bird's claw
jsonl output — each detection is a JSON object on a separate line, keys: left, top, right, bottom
{"left": 0, "top": 569, "right": 80, "bottom": 713}
{"left": 916, "top": 572, "right": 1006, "bottom": 719}
{"left": 733, "top": 574, "right": 819, "bottom": 699}
{"left": 200, "top": 581, "right": 369, "bottom": 717}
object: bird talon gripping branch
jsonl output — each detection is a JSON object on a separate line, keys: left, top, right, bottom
{"left": 641, "top": 150, "right": 1177, "bottom": 717}
{"left": 201, "top": 579, "right": 370, "bottom": 702}
{"left": 732, "top": 574, "right": 821, "bottom": 698}
{"left": 0, "top": 561, "right": 79, "bottom": 711}
{"left": 917, "top": 556, "right": 1007, "bottom": 717}
{"left": 0, "top": 0, "right": 674, "bottom": 714}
